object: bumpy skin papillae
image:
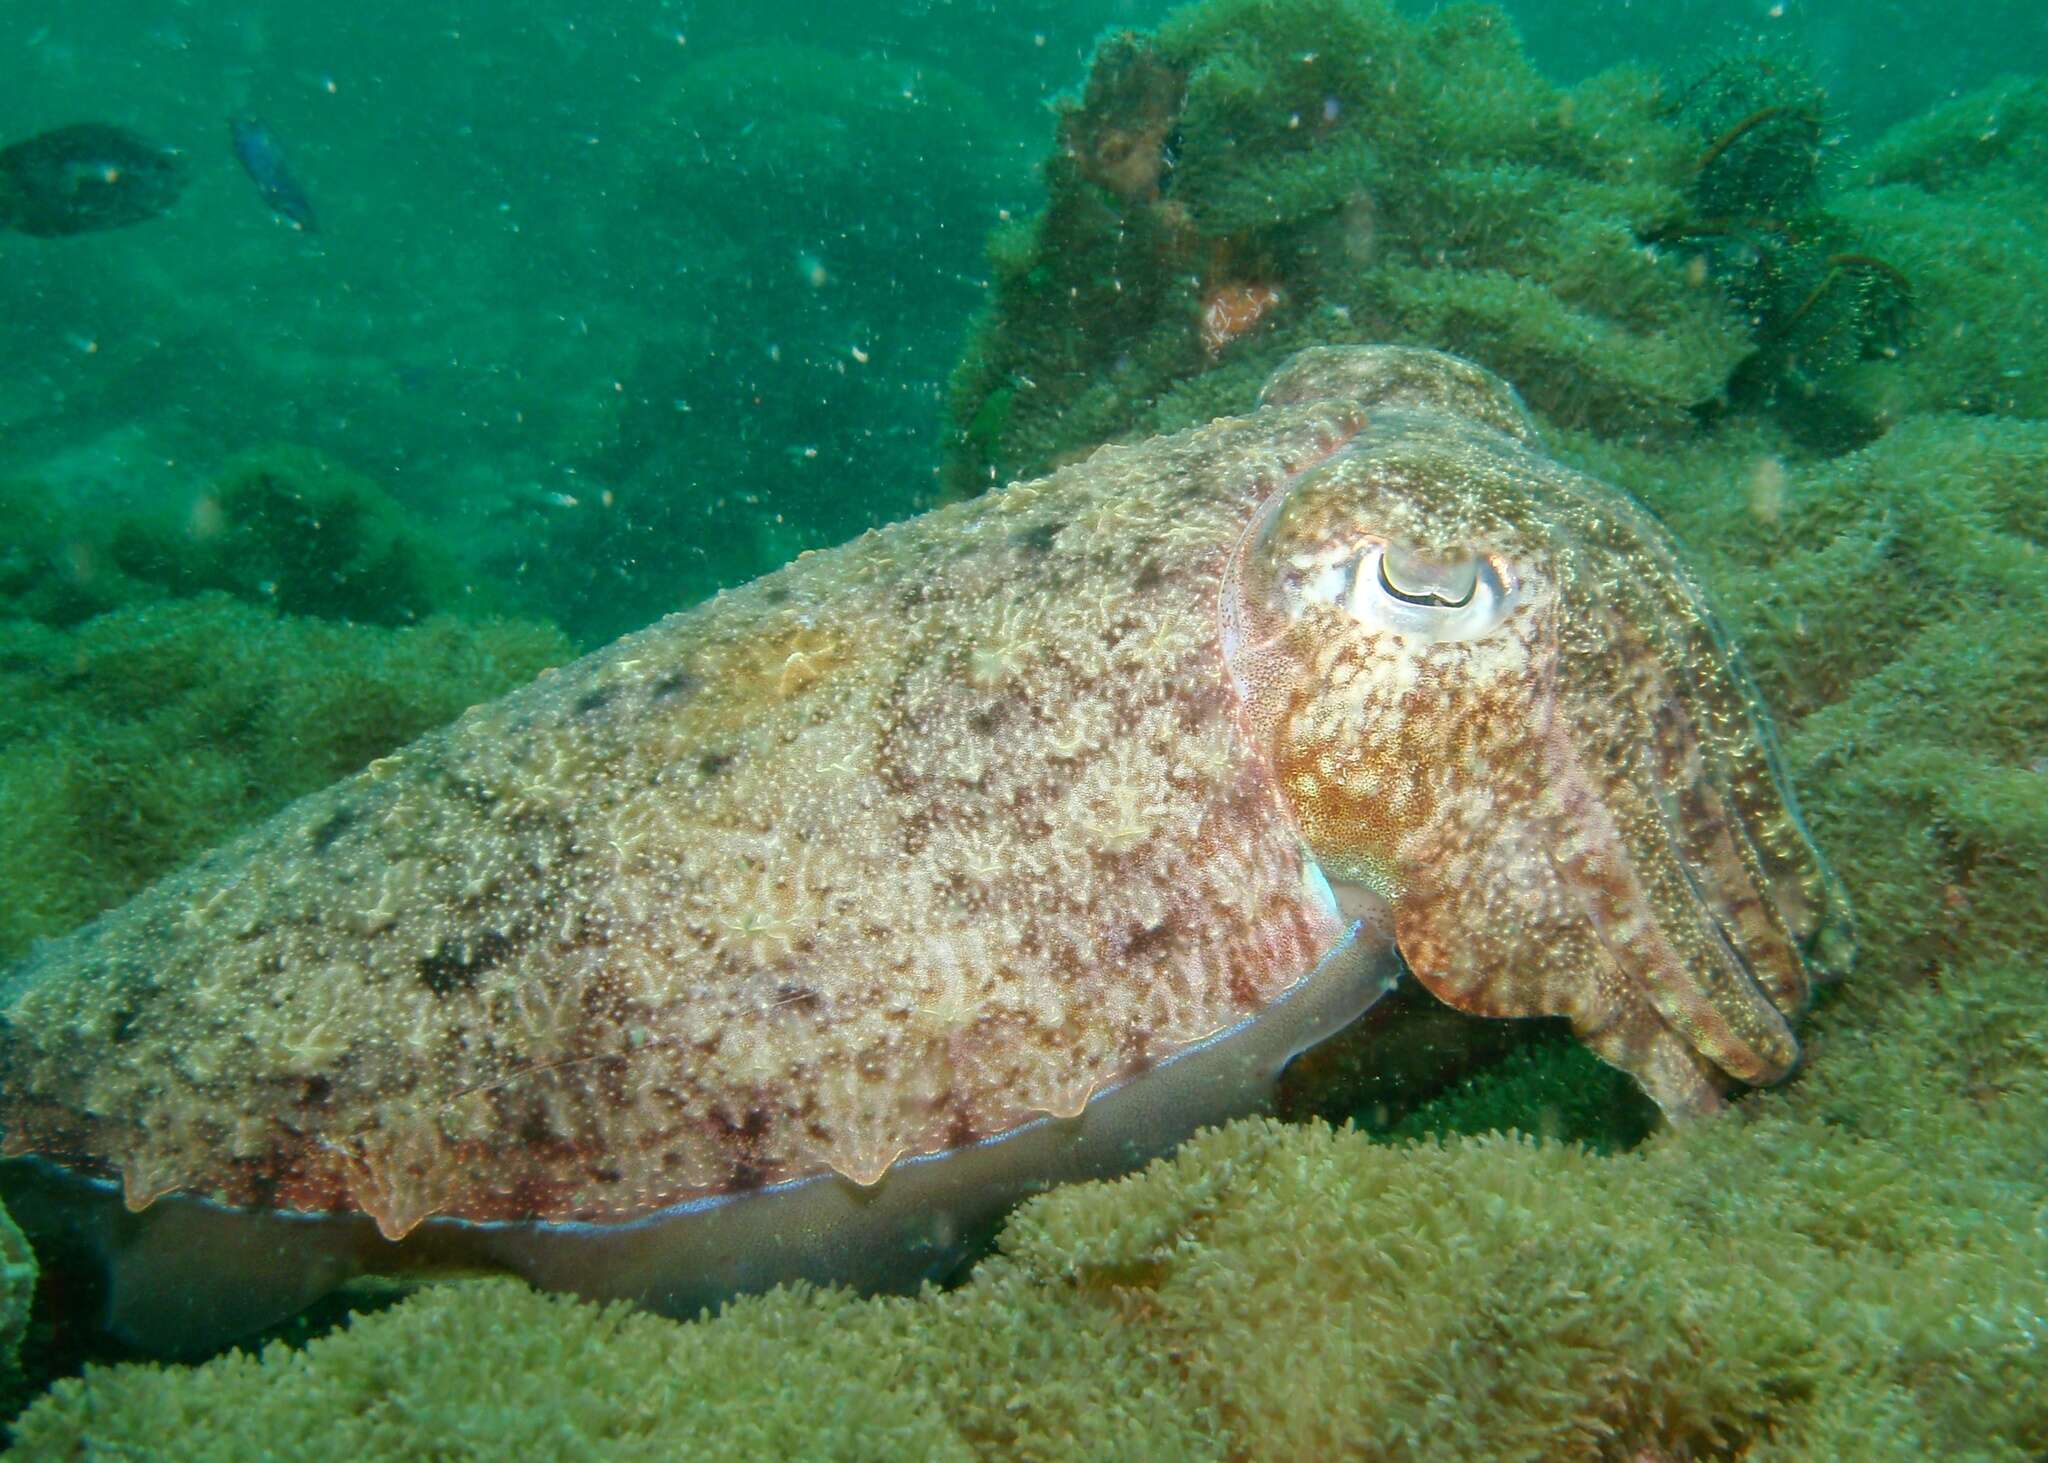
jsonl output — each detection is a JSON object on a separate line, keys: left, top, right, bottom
{"left": 0, "top": 346, "right": 1847, "bottom": 1251}
{"left": 1229, "top": 348, "right": 1851, "bottom": 1115}
{"left": 0, "top": 386, "right": 1371, "bottom": 1240}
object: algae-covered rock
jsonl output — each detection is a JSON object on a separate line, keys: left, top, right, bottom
{"left": 1829, "top": 186, "right": 2048, "bottom": 423}
{"left": 0, "top": 596, "right": 569, "bottom": 963}
{"left": 948, "top": 0, "right": 1745, "bottom": 493}
{"left": 1857, "top": 74, "right": 2048, "bottom": 200}
{"left": 944, "top": 1, "right": 1917, "bottom": 493}
{"left": 1613, "top": 413, "right": 2048, "bottom": 720}
{"left": 1640, "top": 53, "right": 1911, "bottom": 444}
{"left": 0, "top": 478, "right": 159, "bottom": 629}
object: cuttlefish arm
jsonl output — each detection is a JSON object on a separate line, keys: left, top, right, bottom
{"left": 1229, "top": 347, "right": 1851, "bottom": 1116}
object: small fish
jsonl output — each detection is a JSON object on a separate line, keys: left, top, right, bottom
{"left": 229, "top": 117, "right": 316, "bottom": 232}
{"left": 0, "top": 123, "right": 186, "bottom": 237}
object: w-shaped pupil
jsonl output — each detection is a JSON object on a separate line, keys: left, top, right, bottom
{"left": 1377, "top": 543, "right": 1478, "bottom": 608}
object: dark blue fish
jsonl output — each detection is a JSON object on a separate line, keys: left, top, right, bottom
{"left": 0, "top": 124, "right": 186, "bottom": 236}
{"left": 229, "top": 117, "right": 315, "bottom": 232}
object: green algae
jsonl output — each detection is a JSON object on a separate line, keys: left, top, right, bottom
{"left": 1857, "top": 74, "right": 2048, "bottom": 200}
{"left": 947, "top": 1, "right": 1730, "bottom": 494}
{"left": 119, "top": 446, "right": 479, "bottom": 628}
{"left": 1825, "top": 81, "right": 2048, "bottom": 426}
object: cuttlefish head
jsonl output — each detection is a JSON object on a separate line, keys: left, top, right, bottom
{"left": 1227, "top": 347, "right": 1852, "bottom": 1117}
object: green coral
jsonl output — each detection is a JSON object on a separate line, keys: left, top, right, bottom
{"left": 0, "top": 595, "right": 569, "bottom": 963}
{"left": 945, "top": 2, "right": 1927, "bottom": 492}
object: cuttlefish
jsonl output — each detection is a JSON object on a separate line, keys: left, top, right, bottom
{"left": 0, "top": 347, "right": 1850, "bottom": 1353}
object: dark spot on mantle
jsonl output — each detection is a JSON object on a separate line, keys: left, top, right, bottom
{"left": 650, "top": 669, "right": 700, "bottom": 702}
{"left": 944, "top": 1110, "right": 981, "bottom": 1150}
{"left": 416, "top": 929, "right": 518, "bottom": 996}
{"left": 1011, "top": 520, "right": 1064, "bottom": 555}
{"left": 697, "top": 750, "right": 736, "bottom": 780}
{"left": 1133, "top": 559, "right": 1166, "bottom": 592}
{"left": 573, "top": 685, "right": 617, "bottom": 716}
{"left": 310, "top": 806, "right": 356, "bottom": 853}
{"left": 711, "top": 1106, "right": 774, "bottom": 1190}
{"left": 1121, "top": 918, "right": 1181, "bottom": 964}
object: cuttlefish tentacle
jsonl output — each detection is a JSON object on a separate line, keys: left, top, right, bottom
{"left": 1558, "top": 478, "right": 1852, "bottom": 1008}
{"left": 1384, "top": 602, "right": 1800, "bottom": 1116}
{"left": 1223, "top": 346, "right": 1849, "bottom": 1116}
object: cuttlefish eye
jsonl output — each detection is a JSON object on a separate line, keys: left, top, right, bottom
{"left": 1292, "top": 537, "right": 1519, "bottom": 642}
{"left": 1378, "top": 542, "right": 1478, "bottom": 607}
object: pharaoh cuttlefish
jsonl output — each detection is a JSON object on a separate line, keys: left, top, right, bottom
{"left": 0, "top": 347, "right": 1850, "bottom": 1352}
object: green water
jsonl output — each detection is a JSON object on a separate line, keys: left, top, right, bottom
{"left": 4, "top": 1, "right": 2039, "bottom": 641}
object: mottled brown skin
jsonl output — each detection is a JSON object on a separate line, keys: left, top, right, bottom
{"left": 0, "top": 346, "right": 1849, "bottom": 1247}
{"left": 0, "top": 386, "right": 1366, "bottom": 1240}
{"left": 1234, "top": 349, "right": 1852, "bottom": 1114}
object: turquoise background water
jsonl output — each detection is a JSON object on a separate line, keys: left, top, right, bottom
{"left": 4, "top": 0, "right": 2042, "bottom": 643}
